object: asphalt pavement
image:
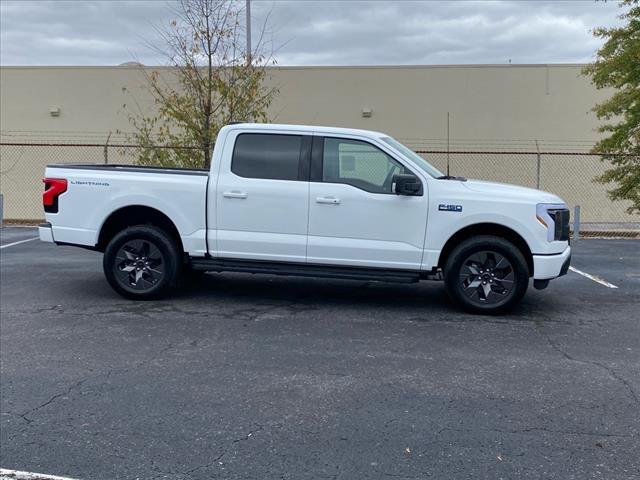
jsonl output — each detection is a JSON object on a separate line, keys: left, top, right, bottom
{"left": 1, "top": 227, "right": 639, "bottom": 480}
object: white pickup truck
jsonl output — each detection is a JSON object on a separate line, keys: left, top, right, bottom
{"left": 39, "top": 123, "right": 571, "bottom": 314}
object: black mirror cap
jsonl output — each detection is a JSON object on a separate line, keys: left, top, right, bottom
{"left": 393, "top": 173, "right": 423, "bottom": 196}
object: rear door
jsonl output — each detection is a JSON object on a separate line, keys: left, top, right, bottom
{"left": 307, "top": 135, "right": 428, "bottom": 270}
{"left": 215, "top": 129, "right": 311, "bottom": 263}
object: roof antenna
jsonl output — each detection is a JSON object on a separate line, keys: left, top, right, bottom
{"left": 446, "top": 111, "right": 450, "bottom": 177}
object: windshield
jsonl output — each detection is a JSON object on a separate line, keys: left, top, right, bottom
{"left": 381, "top": 136, "right": 443, "bottom": 178}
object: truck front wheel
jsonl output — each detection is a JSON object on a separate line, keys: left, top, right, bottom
{"left": 103, "top": 225, "right": 181, "bottom": 300}
{"left": 444, "top": 235, "right": 529, "bottom": 314}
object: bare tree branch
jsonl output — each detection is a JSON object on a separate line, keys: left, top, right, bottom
{"left": 125, "top": 0, "right": 278, "bottom": 168}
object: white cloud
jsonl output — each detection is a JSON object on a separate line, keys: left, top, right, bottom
{"left": 0, "top": 0, "right": 625, "bottom": 66}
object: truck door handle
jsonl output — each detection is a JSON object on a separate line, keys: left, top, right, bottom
{"left": 316, "top": 196, "right": 341, "bottom": 205}
{"left": 223, "top": 191, "right": 248, "bottom": 199}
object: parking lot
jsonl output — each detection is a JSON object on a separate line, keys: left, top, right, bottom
{"left": 1, "top": 226, "right": 639, "bottom": 479}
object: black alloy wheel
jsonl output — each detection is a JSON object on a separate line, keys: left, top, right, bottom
{"left": 114, "top": 239, "right": 166, "bottom": 291}
{"left": 444, "top": 235, "right": 529, "bottom": 314}
{"left": 103, "top": 225, "right": 181, "bottom": 300}
{"left": 459, "top": 250, "right": 515, "bottom": 304}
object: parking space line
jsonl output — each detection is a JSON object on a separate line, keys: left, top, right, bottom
{"left": 0, "top": 469, "right": 80, "bottom": 480}
{"left": 569, "top": 266, "right": 619, "bottom": 289}
{"left": 0, "top": 237, "right": 39, "bottom": 250}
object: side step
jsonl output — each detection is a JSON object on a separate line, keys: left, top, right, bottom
{"left": 190, "top": 257, "right": 422, "bottom": 283}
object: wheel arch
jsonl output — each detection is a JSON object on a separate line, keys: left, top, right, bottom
{"left": 97, "top": 205, "right": 184, "bottom": 253}
{"left": 437, "top": 223, "right": 533, "bottom": 276}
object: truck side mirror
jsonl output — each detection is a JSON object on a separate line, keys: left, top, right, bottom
{"left": 393, "top": 173, "right": 422, "bottom": 196}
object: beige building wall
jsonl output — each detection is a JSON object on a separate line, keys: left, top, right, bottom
{"left": 267, "top": 65, "right": 607, "bottom": 148}
{"left": 1, "top": 65, "right": 634, "bottom": 226}
{"left": 0, "top": 64, "right": 608, "bottom": 146}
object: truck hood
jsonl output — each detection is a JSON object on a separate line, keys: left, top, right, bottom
{"left": 461, "top": 179, "right": 564, "bottom": 204}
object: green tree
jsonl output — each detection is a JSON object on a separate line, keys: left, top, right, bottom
{"left": 125, "top": 0, "right": 277, "bottom": 169}
{"left": 583, "top": 0, "right": 640, "bottom": 214}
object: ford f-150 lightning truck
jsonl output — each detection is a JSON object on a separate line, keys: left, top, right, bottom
{"left": 39, "top": 123, "right": 571, "bottom": 314}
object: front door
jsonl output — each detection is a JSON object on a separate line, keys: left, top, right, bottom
{"left": 307, "top": 136, "right": 428, "bottom": 270}
{"left": 215, "top": 131, "right": 311, "bottom": 263}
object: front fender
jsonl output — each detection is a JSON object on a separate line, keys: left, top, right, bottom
{"left": 421, "top": 201, "right": 564, "bottom": 269}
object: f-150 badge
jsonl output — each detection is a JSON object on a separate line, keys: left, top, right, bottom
{"left": 438, "top": 204, "right": 462, "bottom": 212}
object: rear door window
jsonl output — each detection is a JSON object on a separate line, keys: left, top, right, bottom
{"left": 232, "top": 133, "right": 303, "bottom": 181}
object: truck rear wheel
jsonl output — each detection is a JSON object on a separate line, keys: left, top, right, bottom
{"left": 444, "top": 235, "right": 529, "bottom": 314}
{"left": 103, "top": 225, "right": 181, "bottom": 300}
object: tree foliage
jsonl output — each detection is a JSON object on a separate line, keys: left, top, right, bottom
{"left": 583, "top": 0, "right": 640, "bottom": 214}
{"left": 125, "top": 0, "right": 277, "bottom": 169}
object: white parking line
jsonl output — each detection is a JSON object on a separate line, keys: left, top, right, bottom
{"left": 0, "top": 237, "right": 39, "bottom": 250}
{"left": 0, "top": 469, "right": 79, "bottom": 480}
{"left": 569, "top": 266, "right": 619, "bottom": 289}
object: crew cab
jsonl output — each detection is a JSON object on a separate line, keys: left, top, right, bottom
{"left": 39, "top": 123, "right": 571, "bottom": 314}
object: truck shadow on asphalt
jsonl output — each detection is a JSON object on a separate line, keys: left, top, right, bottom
{"left": 52, "top": 270, "right": 584, "bottom": 327}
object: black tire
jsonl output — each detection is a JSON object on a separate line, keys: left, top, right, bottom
{"left": 444, "top": 235, "right": 529, "bottom": 314}
{"left": 103, "top": 225, "right": 181, "bottom": 300}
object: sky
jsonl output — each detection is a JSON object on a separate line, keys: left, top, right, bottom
{"left": 0, "top": 0, "right": 625, "bottom": 66}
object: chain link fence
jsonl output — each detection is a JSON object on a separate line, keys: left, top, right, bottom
{"left": 0, "top": 140, "right": 638, "bottom": 237}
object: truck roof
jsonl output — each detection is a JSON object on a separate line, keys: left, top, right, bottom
{"left": 221, "top": 123, "right": 388, "bottom": 139}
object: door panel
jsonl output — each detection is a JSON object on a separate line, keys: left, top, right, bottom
{"left": 307, "top": 136, "right": 428, "bottom": 270}
{"left": 215, "top": 131, "right": 310, "bottom": 263}
{"left": 308, "top": 183, "right": 427, "bottom": 269}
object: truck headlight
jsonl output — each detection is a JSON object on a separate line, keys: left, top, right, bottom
{"left": 536, "top": 203, "right": 570, "bottom": 242}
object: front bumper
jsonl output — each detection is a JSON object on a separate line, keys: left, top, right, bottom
{"left": 39, "top": 222, "right": 54, "bottom": 243}
{"left": 532, "top": 246, "right": 571, "bottom": 280}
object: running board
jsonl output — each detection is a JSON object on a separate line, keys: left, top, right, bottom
{"left": 190, "top": 258, "right": 424, "bottom": 283}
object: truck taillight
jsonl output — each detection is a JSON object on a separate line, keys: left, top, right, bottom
{"left": 43, "top": 178, "right": 67, "bottom": 213}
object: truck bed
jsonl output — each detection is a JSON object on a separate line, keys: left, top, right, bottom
{"left": 43, "top": 163, "right": 209, "bottom": 256}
